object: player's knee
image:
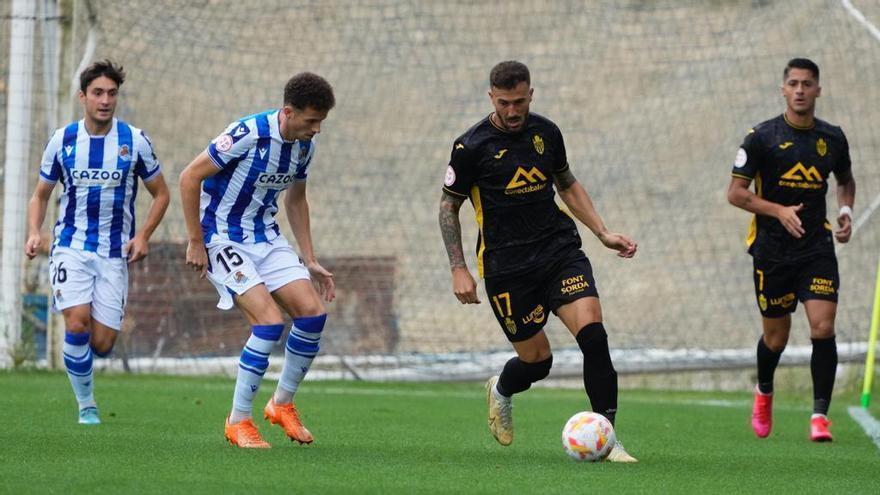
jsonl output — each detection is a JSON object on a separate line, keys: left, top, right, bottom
{"left": 810, "top": 321, "right": 835, "bottom": 339}
{"left": 89, "top": 334, "right": 117, "bottom": 357}
{"left": 763, "top": 333, "right": 789, "bottom": 352}
{"left": 523, "top": 354, "right": 553, "bottom": 383}
{"left": 66, "top": 320, "right": 89, "bottom": 333}
{"left": 90, "top": 342, "right": 114, "bottom": 358}
{"left": 295, "top": 299, "right": 326, "bottom": 318}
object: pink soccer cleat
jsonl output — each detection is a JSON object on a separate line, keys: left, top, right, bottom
{"left": 751, "top": 387, "right": 773, "bottom": 438}
{"left": 810, "top": 415, "right": 833, "bottom": 442}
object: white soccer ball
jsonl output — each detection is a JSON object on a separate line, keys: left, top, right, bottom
{"left": 561, "top": 411, "right": 616, "bottom": 462}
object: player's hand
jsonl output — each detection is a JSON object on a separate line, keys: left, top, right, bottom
{"left": 776, "top": 203, "right": 805, "bottom": 239}
{"left": 451, "top": 266, "right": 480, "bottom": 304}
{"left": 598, "top": 232, "right": 638, "bottom": 258}
{"left": 835, "top": 211, "right": 852, "bottom": 243}
{"left": 25, "top": 232, "right": 43, "bottom": 259}
{"left": 185, "top": 240, "right": 209, "bottom": 278}
{"left": 307, "top": 260, "right": 336, "bottom": 303}
{"left": 125, "top": 235, "right": 149, "bottom": 264}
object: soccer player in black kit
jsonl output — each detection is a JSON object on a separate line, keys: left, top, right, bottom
{"left": 439, "top": 61, "right": 638, "bottom": 462}
{"left": 728, "top": 58, "right": 856, "bottom": 442}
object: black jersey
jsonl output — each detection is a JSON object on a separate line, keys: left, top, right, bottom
{"left": 443, "top": 113, "right": 580, "bottom": 278}
{"left": 731, "top": 114, "right": 852, "bottom": 262}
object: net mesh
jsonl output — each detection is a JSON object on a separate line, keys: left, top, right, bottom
{"left": 3, "top": 0, "right": 880, "bottom": 375}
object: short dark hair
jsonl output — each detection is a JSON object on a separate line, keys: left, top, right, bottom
{"left": 490, "top": 61, "right": 530, "bottom": 90}
{"left": 784, "top": 58, "right": 819, "bottom": 81}
{"left": 80, "top": 59, "right": 125, "bottom": 92}
{"left": 283, "top": 72, "right": 335, "bottom": 112}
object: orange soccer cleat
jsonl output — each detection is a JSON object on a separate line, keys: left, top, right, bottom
{"left": 810, "top": 415, "right": 833, "bottom": 442}
{"left": 264, "top": 398, "right": 314, "bottom": 444}
{"left": 225, "top": 416, "right": 271, "bottom": 448}
{"left": 751, "top": 387, "right": 773, "bottom": 438}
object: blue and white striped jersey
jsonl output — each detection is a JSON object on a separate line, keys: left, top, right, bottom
{"left": 39, "top": 118, "right": 162, "bottom": 258}
{"left": 201, "top": 109, "right": 316, "bottom": 244}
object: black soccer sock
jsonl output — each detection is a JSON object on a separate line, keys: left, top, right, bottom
{"left": 756, "top": 337, "right": 783, "bottom": 394}
{"left": 810, "top": 336, "right": 837, "bottom": 416}
{"left": 576, "top": 322, "right": 618, "bottom": 426}
{"left": 496, "top": 355, "right": 553, "bottom": 397}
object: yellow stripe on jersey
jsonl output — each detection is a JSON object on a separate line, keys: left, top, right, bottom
{"left": 471, "top": 185, "right": 486, "bottom": 278}
{"left": 746, "top": 172, "right": 762, "bottom": 248}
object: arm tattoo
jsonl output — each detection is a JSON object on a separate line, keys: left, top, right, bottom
{"left": 553, "top": 168, "right": 577, "bottom": 192}
{"left": 439, "top": 191, "right": 467, "bottom": 269}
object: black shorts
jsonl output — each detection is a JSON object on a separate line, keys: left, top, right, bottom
{"left": 752, "top": 255, "right": 839, "bottom": 318}
{"left": 484, "top": 250, "right": 599, "bottom": 342}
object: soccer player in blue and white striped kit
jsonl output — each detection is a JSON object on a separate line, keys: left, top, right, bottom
{"left": 179, "top": 72, "right": 335, "bottom": 448}
{"left": 25, "top": 60, "right": 170, "bottom": 425}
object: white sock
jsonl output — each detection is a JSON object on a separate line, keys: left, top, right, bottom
{"left": 63, "top": 331, "right": 96, "bottom": 410}
{"left": 230, "top": 324, "right": 283, "bottom": 423}
{"left": 275, "top": 315, "right": 326, "bottom": 404}
{"left": 493, "top": 383, "right": 511, "bottom": 404}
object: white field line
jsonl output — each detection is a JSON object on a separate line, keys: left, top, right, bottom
{"left": 847, "top": 406, "right": 880, "bottom": 451}
{"left": 841, "top": 1, "right": 880, "bottom": 236}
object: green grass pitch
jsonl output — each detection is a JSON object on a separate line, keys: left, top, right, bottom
{"left": 1, "top": 371, "right": 877, "bottom": 494}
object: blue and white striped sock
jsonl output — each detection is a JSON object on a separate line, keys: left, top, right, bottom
{"left": 63, "top": 331, "right": 96, "bottom": 410}
{"left": 230, "top": 324, "right": 284, "bottom": 424}
{"left": 274, "top": 314, "right": 326, "bottom": 404}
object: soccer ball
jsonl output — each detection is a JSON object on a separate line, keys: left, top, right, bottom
{"left": 561, "top": 411, "right": 615, "bottom": 462}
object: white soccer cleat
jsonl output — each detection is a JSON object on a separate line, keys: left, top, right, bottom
{"left": 605, "top": 440, "right": 638, "bottom": 463}
{"left": 486, "top": 375, "right": 513, "bottom": 446}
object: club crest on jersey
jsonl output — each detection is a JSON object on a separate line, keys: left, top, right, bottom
{"left": 71, "top": 169, "right": 123, "bottom": 187}
{"left": 118, "top": 144, "right": 131, "bottom": 161}
{"left": 55, "top": 289, "right": 63, "bottom": 301}
{"left": 234, "top": 271, "right": 249, "bottom": 285}
{"left": 816, "top": 138, "right": 827, "bottom": 157}
{"left": 298, "top": 143, "right": 310, "bottom": 161}
{"left": 215, "top": 134, "right": 233, "bottom": 152}
{"left": 533, "top": 135, "right": 544, "bottom": 155}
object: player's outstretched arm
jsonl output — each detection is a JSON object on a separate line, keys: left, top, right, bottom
{"left": 285, "top": 181, "right": 335, "bottom": 302}
{"left": 126, "top": 174, "right": 170, "bottom": 263}
{"left": 25, "top": 180, "right": 55, "bottom": 259}
{"left": 727, "top": 176, "right": 805, "bottom": 239}
{"left": 439, "top": 191, "right": 480, "bottom": 304}
{"left": 179, "top": 151, "right": 219, "bottom": 277}
{"left": 834, "top": 169, "right": 855, "bottom": 243}
{"left": 554, "top": 169, "right": 637, "bottom": 258}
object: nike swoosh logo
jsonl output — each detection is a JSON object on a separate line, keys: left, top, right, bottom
{"left": 494, "top": 149, "right": 507, "bottom": 159}
{"left": 779, "top": 142, "right": 794, "bottom": 149}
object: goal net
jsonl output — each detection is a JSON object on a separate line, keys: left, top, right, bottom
{"left": 3, "top": 0, "right": 880, "bottom": 379}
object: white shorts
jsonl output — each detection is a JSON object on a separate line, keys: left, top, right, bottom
{"left": 205, "top": 236, "right": 310, "bottom": 310}
{"left": 49, "top": 246, "right": 129, "bottom": 330}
